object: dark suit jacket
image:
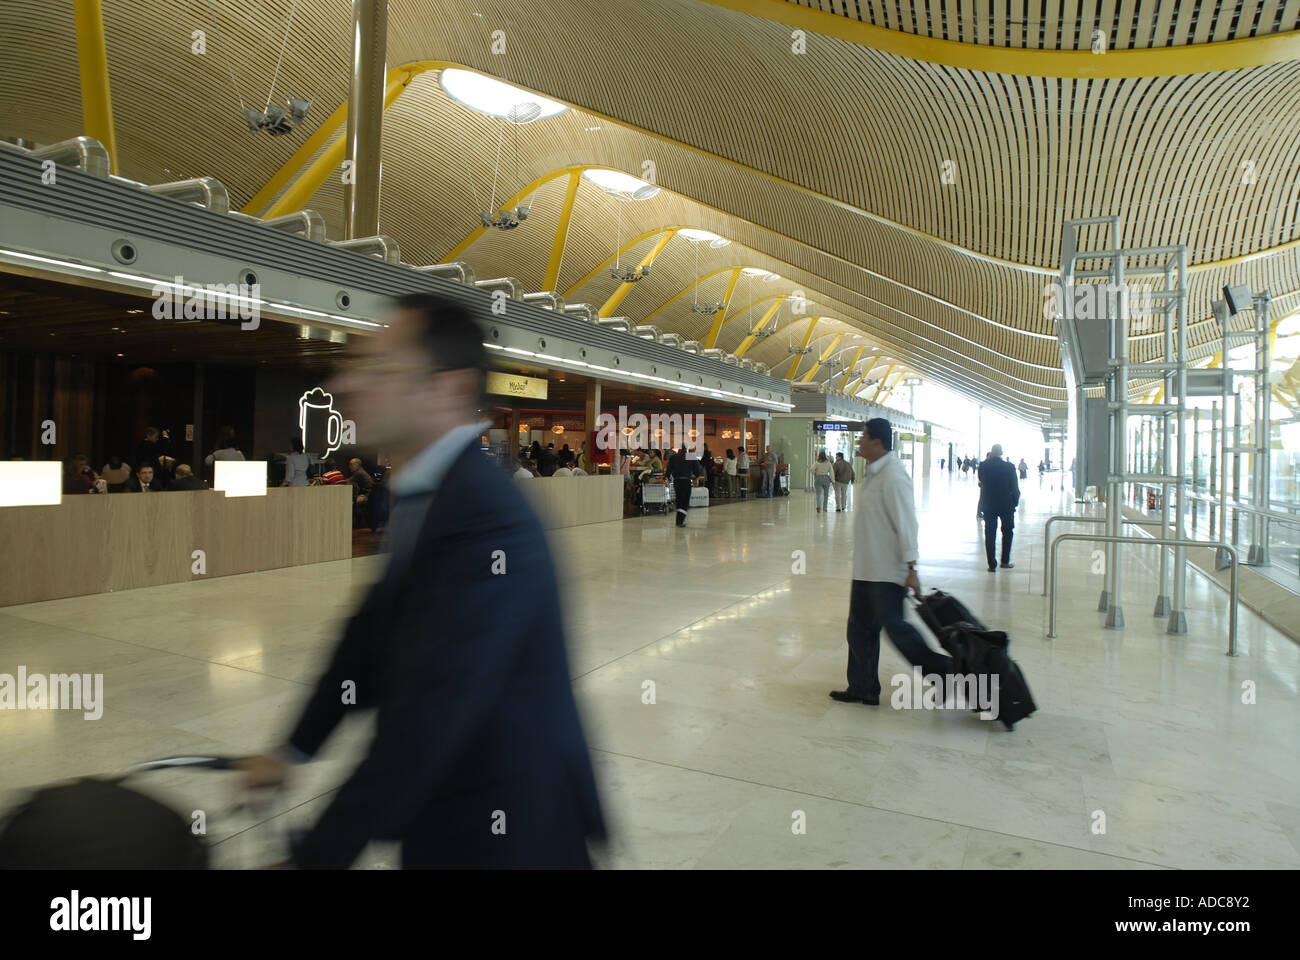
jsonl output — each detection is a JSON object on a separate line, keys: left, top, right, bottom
{"left": 123, "top": 477, "right": 162, "bottom": 493}
{"left": 168, "top": 476, "right": 208, "bottom": 491}
{"left": 977, "top": 457, "right": 1020, "bottom": 513}
{"left": 288, "top": 439, "right": 605, "bottom": 868}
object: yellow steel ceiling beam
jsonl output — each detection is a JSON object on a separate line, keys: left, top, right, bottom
{"left": 703, "top": 268, "right": 742, "bottom": 347}
{"left": 871, "top": 365, "right": 897, "bottom": 403}
{"left": 562, "top": 227, "right": 671, "bottom": 299}
{"left": 543, "top": 170, "right": 582, "bottom": 291}
{"left": 834, "top": 346, "right": 866, "bottom": 390}
{"left": 734, "top": 299, "right": 787, "bottom": 357}
{"left": 801, "top": 333, "right": 844, "bottom": 382}
{"left": 785, "top": 318, "right": 820, "bottom": 380}
{"left": 600, "top": 228, "right": 680, "bottom": 317}
{"left": 641, "top": 268, "right": 738, "bottom": 324}
{"left": 697, "top": 0, "right": 1300, "bottom": 78}
{"left": 73, "top": 0, "right": 118, "bottom": 174}
{"left": 846, "top": 355, "right": 881, "bottom": 394}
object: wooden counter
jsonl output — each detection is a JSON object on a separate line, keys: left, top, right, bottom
{"left": 0, "top": 486, "right": 352, "bottom": 606}
{"left": 516, "top": 475, "right": 624, "bottom": 530}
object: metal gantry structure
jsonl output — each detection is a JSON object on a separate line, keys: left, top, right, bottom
{"left": 1059, "top": 215, "right": 1199, "bottom": 635}
{"left": 1213, "top": 292, "right": 1274, "bottom": 567}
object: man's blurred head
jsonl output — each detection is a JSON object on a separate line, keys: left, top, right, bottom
{"left": 991, "top": 444, "right": 1003, "bottom": 458}
{"left": 174, "top": 464, "right": 193, "bottom": 479}
{"left": 137, "top": 465, "right": 154, "bottom": 485}
{"left": 348, "top": 458, "right": 362, "bottom": 472}
{"left": 327, "top": 294, "right": 485, "bottom": 455}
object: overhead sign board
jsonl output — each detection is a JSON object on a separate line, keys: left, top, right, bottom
{"left": 813, "top": 421, "right": 863, "bottom": 432}
{"left": 487, "top": 371, "right": 548, "bottom": 400}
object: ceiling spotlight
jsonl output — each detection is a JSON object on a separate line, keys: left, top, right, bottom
{"left": 481, "top": 205, "right": 529, "bottom": 230}
{"left": 610, "top": 265, "right": 650, "bottom": 282}
{"left": 749, "top": 326, "right": 774, "bottom": 339}
{"left": 691, "top": 302, "right": 725, "bottom": 315}
{"left": 787, "top": 344, "right": 813, "bottom": 355}
{"left": 243, "top": 98, "right": 311, "bottom": 137}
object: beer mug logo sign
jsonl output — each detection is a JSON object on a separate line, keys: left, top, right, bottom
{"left": 299, "top": 387, "right": 344, "bottom": 457}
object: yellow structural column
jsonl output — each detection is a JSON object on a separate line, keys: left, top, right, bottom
{"left": 600, "top": 228, "right": 679, "bottom": 317}
{"left": 563, "top": 227, "right": 668, "bottom": 299}
{"left": 263, "top": 70, "right": 419, "bottom": 219}
{"left": 837, "top": 346, "right": 865, "bottom": 390}
{"left": 734, "top": 300, "right": 785, "bottom": 357}
{"left": 785, "top": 317, "right": 819, "bottom": 380}
{"left": 73, "top": 0, "right": 118, "bottom": 173}
{"left": 800, "top": 334, "right": 843, "bottom": 382}
{"left": 703, "top": 269, "right": 742, "bottom": 348}
{"left": 846, "top": 355, "right": 880, "bottom": 394}
{"left": 543, "top": 171, "right": 582, "bottom": 291}
{"left": 871, "top": 365, "right": 896, "bottom": 403}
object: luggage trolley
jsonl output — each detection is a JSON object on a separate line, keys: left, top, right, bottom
{"left": 641, "top": 480, "right": 671, "bottom": 515}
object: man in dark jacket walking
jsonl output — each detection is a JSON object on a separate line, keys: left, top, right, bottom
{"left": 667, "top": 445, "right": 704, "bottom": 527}
{"left": 240, "top": 293, "right": 605, "bottom": 868}
{"left": 977, "top": 444, "right": 1020, "bottom": 572}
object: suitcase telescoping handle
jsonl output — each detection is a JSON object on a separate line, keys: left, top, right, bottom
{"left": 122, "top": 755, "right": 252, "bottom": 778}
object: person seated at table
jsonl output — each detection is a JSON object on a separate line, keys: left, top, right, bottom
{"left": 63, "top": 455, "right": 99, "bottom": 495}
{"left": 168, "top": 463, "right": 208, "bottom": 491}
{"left": 571, "top": 462, "right": 589, "bottom": 477}
{"left": 100, "top": 455, "right": 132, "bottom": 491}
{"left": 513, "top": 457, "right": 535, "bottom": 479}
{"left": 347, "top": 458, "right": 374, "bottom": 502}
{"left": 204, "top": 437, "right": 245, "bottom": 465}
{"left": 314, "top": 458, "right": 348, "bottom": 485}
{"left": 553, "top": 463, "right": 574, "bottom": 477}
{"left": 124, "top": 464, "right": 161, "bottom": 492}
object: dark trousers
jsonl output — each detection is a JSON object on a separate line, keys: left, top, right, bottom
{"left": 674, "top": 479, "right": 692, "bottom": 525}
{"left": 845, "top": 580, "right": 953, "bottom": 699}
{"left": 984, "top": 509, "right": 1014, "bottom": 566}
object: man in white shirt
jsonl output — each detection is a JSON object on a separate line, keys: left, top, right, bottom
{"left": 830, "top": 418, "right": 952, "bottom": 706}
{"left": 553, "top": 465, "right": 574, "bottom": 477}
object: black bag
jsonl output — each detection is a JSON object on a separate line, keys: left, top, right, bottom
{"left": 0, "top": 778, "right": 208, "bottom": 868}
{"left": 914, "top": 590, "right": 1036, "bottom": 731}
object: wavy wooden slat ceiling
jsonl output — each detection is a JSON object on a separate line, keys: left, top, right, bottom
{"left": 789, "top": 0, "right": 1299, "bottom": 49}
{"left": 0, "top": 0, "right": 1297, "bottom": 420}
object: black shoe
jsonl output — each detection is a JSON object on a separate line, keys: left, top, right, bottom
{"left": 829, "top": 690, "right": 879, "bottom": 705}
{"left": 988, "top": 565, "right": 997, "bottom": 572}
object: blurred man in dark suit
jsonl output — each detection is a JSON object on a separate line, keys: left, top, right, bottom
{"left": 240, "top": 293, "right": 605, "bottom": 868}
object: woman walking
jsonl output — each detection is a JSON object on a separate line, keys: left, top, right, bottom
{"left": 811, "top": 451, "right": 834, "bottom": 513}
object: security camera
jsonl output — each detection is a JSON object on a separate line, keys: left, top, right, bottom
{"left": 516, "top": 205, "right": 529, "bottom": 221}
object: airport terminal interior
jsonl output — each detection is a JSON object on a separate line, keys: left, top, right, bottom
{"left": 1, "top": 0, "right": 1298, "bottom": 870}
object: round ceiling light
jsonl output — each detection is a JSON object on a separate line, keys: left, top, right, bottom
{"left": 440, "top": 68, "right": 568, "bottom": 123}
{"left": 740, "top": 268, "right": 772, "bottom": 278}
{"left": 583, "top": 168, "right": 660, "bottom": 200}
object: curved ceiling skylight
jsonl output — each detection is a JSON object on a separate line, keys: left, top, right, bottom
{"left": 583, "top": 168, "right": 660, "bottom": 200}
{"left": 439, "top": 68, "right": 568, "bottom": 123}
{"left": 740, "top": 267, "right": 773, "bottom": 278}
{"left": 678, "top": 228, "right": 730, "bottom": 246}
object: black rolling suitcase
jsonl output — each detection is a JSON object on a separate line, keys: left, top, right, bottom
{"left": 914, "top": 590, "right": 1036, "bottom": 730}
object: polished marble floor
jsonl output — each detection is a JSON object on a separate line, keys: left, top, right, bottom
{"left": 2, "top": 469, "right": 1297, "bottom": 869}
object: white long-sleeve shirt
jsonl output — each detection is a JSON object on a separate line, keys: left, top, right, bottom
{"left": 853, "top": 451, "right": 919, "bottom": 585}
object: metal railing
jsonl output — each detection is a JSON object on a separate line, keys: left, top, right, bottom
{"left": 1040, "top": 513, "right": 1149, "bottom": 597}
{"left": 1047, "top": 533, "right": 1239, "bottom": 655}
{"left": 1129, "top": 480, "right": 1300, "bottom": 578}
